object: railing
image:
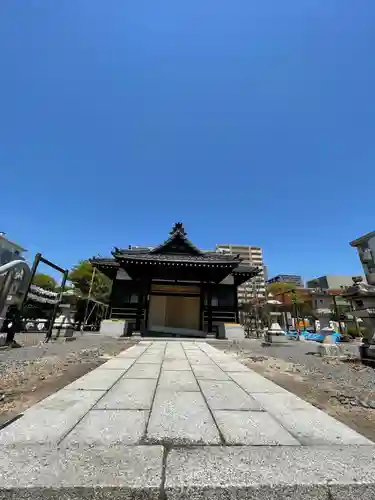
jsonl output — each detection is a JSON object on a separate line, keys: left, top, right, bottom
{"left": 203, "top": 306, "right": 237, "bottom": 332}
{"left": 110, "top": 306, "right": 145, "bottom": 321}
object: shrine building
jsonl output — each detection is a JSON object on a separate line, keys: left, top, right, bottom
{"left": 91, "top": 223, "right": 260, "bottom": 336}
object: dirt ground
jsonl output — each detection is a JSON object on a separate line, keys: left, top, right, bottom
{"left": 215, "top": 339, "right": 375, "bottom": 442}
{"left": 0, "top": 333, "right": 136, "bottom": 426}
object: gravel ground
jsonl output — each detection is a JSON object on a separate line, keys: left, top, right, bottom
{"left": 0, "top": 333, "right": 136, "bottom": 426}
{"left": 215, "top": 339, "right": 375, "bottom": 441}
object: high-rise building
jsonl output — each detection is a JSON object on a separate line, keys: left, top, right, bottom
{"left": 306, "top": 275, "right": 357, "bottom": 289}
{"left": 267, "top": 274, "right": 304, "bottom": 288}
{"left": 0, "top": 232, "right": 26, "bottom": 266}
{"left": 350, "top": 230, "right": 375, "bottom": 286}
{"left": 215, "top": 243, "right": 265, "bottom": 303}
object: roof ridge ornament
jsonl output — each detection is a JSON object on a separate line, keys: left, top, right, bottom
{"left": 170, "top": 222, "right": 186, "bottom": 236}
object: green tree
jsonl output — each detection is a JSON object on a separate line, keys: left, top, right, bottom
{"left": 69, "top": 260, "right": 112, "bottom": 303}
{"left": 32, "top": 273, "right": 57, "bottom": 291}
{"left": 267, "top": 282, "right": 314, "bottom": 318}
{"left": 266, "top": 282, "right": 297, "bottom": 297}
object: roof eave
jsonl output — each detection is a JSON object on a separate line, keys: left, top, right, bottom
{"left": 350, "top": 230, "right": 375, "bottom": 247}
{"left": 114, "top": 256, "right": 241, "bottom": 266}
{"left": 0, "top": 234, "right": 26, "bottom": 252}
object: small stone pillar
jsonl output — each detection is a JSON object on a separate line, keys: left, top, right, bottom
{"left": 53, "top": 304, "right": 75, "bottom": 339}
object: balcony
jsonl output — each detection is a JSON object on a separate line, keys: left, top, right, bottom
{"left": 360, "top": 248, "right": 374, "bottom": 263}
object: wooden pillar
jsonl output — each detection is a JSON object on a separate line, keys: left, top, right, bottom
{"left": 136, "top": 279, "right": 149, "bottom": 333}
{"left": 207, "top": 285, "right": 213, "bottom": 333}
{"left": 135, "top": 292, "right": 142, "bottom": 332}
{"left": 107, "top": 276, "right": 118, "bottom": 319}
{"left": 199, "top": 284, "right": 205, "bottom": 331}
{"left": 233, "top": 284, "right": 239, "bottom": 323}
{"left": 144, "top": 279, "right": 151, "bottom": 331}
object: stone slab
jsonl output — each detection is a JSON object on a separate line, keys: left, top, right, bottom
{"left": 251, "top": 392, "right": 315, "bottom": 413}
{"left": 229, "top": 371, "right": 288, "bottom": 394}
{"left": 146, "top": 390, "right": 220, "bottom": 445}
{"left": 199, "top": 380, "right": 263, "bottom": 411}
{"left": 0, "top": 444, "right": 163, "bottom": 499}
{"left": 64, "top": 368, "right": 124, "bottom": 391}
{"left": 123, "top": 363, "right": 161, "bottom": 379}
{"left": 185, "top": 355, "right": 216, "bottom": 365}
{"left": 205, "top": 353, "right": 234, "bottom": 362}
{"left": 213, "top": 410, "right": 300, "bottom": 445}
{"left": 136, "top": 354, "right": 164, "bottom": 364}
{"left": 95, "top": 378, "right": 157, "bottom": 410}
{"left": 116, "top": 346, "right": 148, "bottom": 358}
{"left": 164, "top": 352, "right": 187, "bottom": 360}
{"left": 162, "top": 360, "right": 191, "bottom": 371}
{"left": 63, "top": 409, "right": 149, "bottom": 445}
{"left": 271, "top": 408, "right": 373, "bottom": 445}
{"left": 29, "top": 388, "right": 105, "bottom": 412}
{"left": 192, "top": 364, "right": 229, "bottom": 380}
{"left": 182, "top": 344, "right": 201, "bottom": 351}
{"left": 0, "top": 390, "right": 105, "bottom": 445}
{"left": 158, "top": 370, "right": 199, "bottom": 391}
{"left": 165, "top": 446, "right": 375, "bottom": 500}
{"left": 215, "top": 360, "right": 252, "bottom": 372}
{"left": 146, "top": 348, "right": 166, "bottom": 355}
{"left": 97, "top": 358, "right": 136, "bottom": 370}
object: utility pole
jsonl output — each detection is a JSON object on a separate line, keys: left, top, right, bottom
{"left": 83, "top": 267, "right": 96, "bottom": 328}
{"left": 253, "top": 279, "right": 260, "bottom": 337}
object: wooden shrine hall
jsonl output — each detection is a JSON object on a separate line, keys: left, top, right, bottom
{"left": 91, "top": 223, "right": 260, "bottom": 336}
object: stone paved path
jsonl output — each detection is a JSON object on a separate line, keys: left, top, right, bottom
{"left": 1, "top": 340, "right": 375, "bottom": 500}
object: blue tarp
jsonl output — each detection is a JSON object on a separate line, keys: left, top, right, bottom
{"left": 286, "top": 330, "right": 342, "bottom": 343}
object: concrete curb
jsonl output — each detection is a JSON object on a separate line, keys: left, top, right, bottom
{"left": 1, "top": 444, "right": 375, "bottom": 499}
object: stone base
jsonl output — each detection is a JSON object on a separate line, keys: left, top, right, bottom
{"left": 52, "top": 327, "right": 74, "bottom": 339}
{"left": 218, "top": 323, "right": 245, "bottom": 341}
{"left": 149, "top": 326, "right": 207, "bottom": 338}
{"left": 269, "top": 333, "right": 289, "bottom": 344}
{"left": 99, "top": 319, "right": 126, "bottom": 337}
{"left": 317, "top": 343, "right": 344, "bottom": 357}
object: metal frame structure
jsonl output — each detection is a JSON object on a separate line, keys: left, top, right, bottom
{"left": 20, "top": 253, "right": 69, "bottom": 342}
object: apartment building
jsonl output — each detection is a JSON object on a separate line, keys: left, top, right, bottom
{"left": 267, "top": 274, "right": 304, "bottom": 288}
{"left": 306, "top": 275, "right": 357, "bottom": 289}
{"left": 216, "top": 243, "right": 265, "bottom": 303}
{"left": 0, "top": 232, "right": 25, "bottom": 266}
{"left": 350, "top": 230, "right": 375, "bottom": 286}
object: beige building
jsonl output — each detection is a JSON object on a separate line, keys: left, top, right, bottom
{"left": 350, "top": 230, "right": 375, "bottom": 286}
{"left": 215, "top": 243, "right": 266, "bottom": 303}
{"left": 0, "top": 232, "right": 25, "bottom": 266}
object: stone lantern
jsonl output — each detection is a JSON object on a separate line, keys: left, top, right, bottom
{"left": 263, "top": 294, "right": 286, "bottom": 344}
{"left": 342, "top": 276, "right": 375, "bottom": 363}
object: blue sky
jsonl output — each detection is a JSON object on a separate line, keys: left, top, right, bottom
{"left": 1, "top": 1, "right": 374, "bottom": 281}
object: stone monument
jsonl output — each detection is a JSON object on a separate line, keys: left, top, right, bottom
{"left": 53, "top": 304, "right": 75, "bottom": 339}
{"left": 263, "top": 296, "right": 286, "bottom": 344}
{"left": 343, "top": 276, "right": 375, "bottom": 363}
